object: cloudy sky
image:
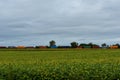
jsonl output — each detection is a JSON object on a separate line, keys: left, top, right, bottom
{"left": 0, "top": 0, "right": 120, "bottom": 46}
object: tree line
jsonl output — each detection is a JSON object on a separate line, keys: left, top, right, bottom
{"left": 0, "top": 40, "right": 120, "bottom": 48}
{"left": 49, "top": 40, "right": 120, "bottom": 48}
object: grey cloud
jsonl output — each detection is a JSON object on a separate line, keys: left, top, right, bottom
{"left": 0, "top": 0, "right": 120, "bottom": 46}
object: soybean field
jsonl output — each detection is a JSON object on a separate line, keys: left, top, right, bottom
{"left": 0, "top": 49, "right": 120, "bottom": 80}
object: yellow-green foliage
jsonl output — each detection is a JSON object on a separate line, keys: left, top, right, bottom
{"left": 0, "top": 49, "right": 120, "bottom": 80}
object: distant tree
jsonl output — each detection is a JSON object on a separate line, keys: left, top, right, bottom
{"left": 70, "top": 41, "right": 78, "bottom": 48}
{"left": 88, "top": 42, "right": 93, "bottom": 46}
{"left": 101, "top": 43, "right": 107, "bottom": 48}
{"left": 46, "top": 46, "right": 50, "bottom": 48}
{"left": 49, "top": 40, "right": 56, "bottom": 47}
{"left": 35, "top": 46, "right": 39, "bottom": 48}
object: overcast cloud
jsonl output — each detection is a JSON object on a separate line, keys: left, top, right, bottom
{"left": 0, "top": 0, "right": 120, "bottom": 46}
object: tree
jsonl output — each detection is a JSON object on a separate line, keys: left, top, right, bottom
{"left": 70, "top": 41, "right": 78, "bottom": 48}
{"left": 49, "top": 40, "right": 56, "bottom": 47}
{"left": 101, "top": 43, "right": 107, "bottom": 48}
{"left": 88, "top": 42, "right": 93, "bottom": 46}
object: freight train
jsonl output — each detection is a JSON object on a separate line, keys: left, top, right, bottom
{"left": 0, "top": 45, "right": 119, "bottom": 49}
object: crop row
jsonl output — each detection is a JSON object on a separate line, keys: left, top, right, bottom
{"left": 0, "top": 63, "right": 120, "bottom": 80}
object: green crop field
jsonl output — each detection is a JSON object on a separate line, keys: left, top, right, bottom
{"left": 0, "top": 49, "right": 120, "bottom": 80}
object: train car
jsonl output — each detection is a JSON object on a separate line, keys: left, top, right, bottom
{"left": 8, "top": 46, "right": 16, "bottom": 48}
{"left": 77, "top": 46, "right": 83, "bottom": 48}
{"left": 58, "top": 46, "right": 71, "bottom": 48}
{"left": 83, "top": 46, "right": 91, "bottom": 48}
{"left": 92, "top": 45, "right": 100, "bottom": 48}
{"left": 0, "top": 46, "right": 7, "bottom": 48}
{"left": 35, "top": 46, "right": 47, "bottom": 48}
{"left": 50, "top": 45, "right": 57, "bottom": 48}
{"left": 25, "top": 46, "right": 34, "bottom": 48}
{"left": 110, "top": 46, "right": 118, "bottom": 49}
{"left": 17, "top": 46, "right": 25, "bottom": 49}
{"left": 39, "top": 46, "right": 47, "bottom": 48}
